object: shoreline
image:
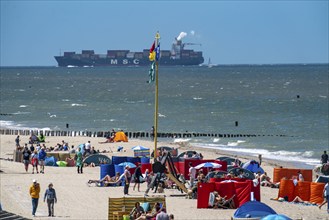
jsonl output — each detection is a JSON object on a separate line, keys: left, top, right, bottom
{"left": 1, "top": 134, "right": 328, "bottom": 219}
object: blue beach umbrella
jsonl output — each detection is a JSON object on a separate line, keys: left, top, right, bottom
{"left": 118, "top": 162, "right": 136, "bottom": 168}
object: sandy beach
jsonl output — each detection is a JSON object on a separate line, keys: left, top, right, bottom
{"left": 0, "top": 134, "right": 328, "bottom": 220}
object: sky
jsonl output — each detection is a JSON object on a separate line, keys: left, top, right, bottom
{"left": 1, "top": 1, "right": 328, "bottom": 66}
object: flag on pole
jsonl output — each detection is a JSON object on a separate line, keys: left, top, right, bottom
{"left": 155, "top": 43, "right": 160, "bottom": 61}
{"left": 149, "top": 41, "right": 156, "bottom": 61}
{"left": 148, "top": 61, "right": 155, "bottom": 83}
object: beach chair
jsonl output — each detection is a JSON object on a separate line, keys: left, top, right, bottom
{"left": 216, "top": 194, "right": 236, "bottom": 209}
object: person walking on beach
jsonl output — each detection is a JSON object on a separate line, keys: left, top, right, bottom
{"left": 44, "top": 183, "right": 57, "bottom": 217}
{"left": 31, "top": 150, "right": 39, "bottom": 174}
{"left": 133, "top": 163, "right": 143, "bottom": 192}
{"left": 124, "top": 165, "right": 131, "bottom": 195}
{"left": 321, "top": 151, "right": 328, "bottom": 164}
{"left": 22, "top": 146, "right": 32, "bottom": 172}
{"left": 29, "top": 179, "right": 40, "bottom": 217}
{"left": 15, "top": 135, "right": 21, "bottom": 150}
{"left": 38, "top": 147, "right": 46, "bottom": 174}
{"left": 75, "top": 147, "right": 83, "bottom": 174}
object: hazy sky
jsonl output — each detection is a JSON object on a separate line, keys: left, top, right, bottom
{"left": 1, "top": 1, "right": 328, "bottom": 66}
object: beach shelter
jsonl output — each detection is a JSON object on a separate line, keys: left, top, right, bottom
{"left": 242, "top": 160, "right": 264, "bottom": 174}
{"left": 261, "top": 214, "right": 292, "bottom": 220}
{"left": 233, "top": 201, "right": 276, "bottom": 219}
{"left": 229, "top": 167, "right": 255, "bottom": 180}
{"left": 132, "top": 146, "right": 150, "bottom": 157}
{"left": 216, "top": 157, "right": 242, "bottom": 166}
{"left": 206, "top": 171, "right": 228, "bottom": 179}
{"left": 45, "top": 156, "right": 57, "bottom": 166}
{"left": 83, "top": 154, "right": 112, "bottom": 166}
{"left": 178, "top": 151, "right": 196, "bottom": 158}
{"left": 131, "top": 146, "right": 149, "bottom": 151}
{"left": 113, "top": 131, "right": 128, "bottom": 142}
{"left": 118, "top": 162, "right": 136, "bottom": 168}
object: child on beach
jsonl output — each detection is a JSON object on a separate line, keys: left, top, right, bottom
{"left": 31, "top": 150, "right": 39, "bottom": 174}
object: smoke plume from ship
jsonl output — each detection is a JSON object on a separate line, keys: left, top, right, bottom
{"left": 176, "top": 32, "right": 187, "bottom": 41}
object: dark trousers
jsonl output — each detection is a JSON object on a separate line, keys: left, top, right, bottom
{"left": 124, "top": 182, "right": 130, "bottom": 195}
{"left": 124, "top": 177, "right": 131, "bottom": 195}
{"left": 32, "top": 198, "right": 39, "bottom": 215}
{"left": 47, "top": 199, "right": 55, "bottom": 216}
{"left": 77, "top": 166, "right": 83, "bottom": 173}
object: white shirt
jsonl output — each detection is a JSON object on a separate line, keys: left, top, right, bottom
{"left": 85, "top": 142, "right": 91, "bottom": 150}
{"left": 189, "top": 167, "right": 196, "bottom": 179}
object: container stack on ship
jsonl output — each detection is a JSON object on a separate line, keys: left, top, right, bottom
{"left": 54, "top": 33, "right": 204, "bottom": 67}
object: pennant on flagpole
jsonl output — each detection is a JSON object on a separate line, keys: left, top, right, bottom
{"left": 149, "top": 41, "right": 156, "bottom": 61}
{"left": 147, "top": 61, "right": 155, "bottom": 83}
{"left": 155, "top": 43, "right": 160, "bottom": 61}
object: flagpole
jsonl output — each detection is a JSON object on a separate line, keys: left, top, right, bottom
{"left": 154, "top": 32, "right": 160, "bottom": 162}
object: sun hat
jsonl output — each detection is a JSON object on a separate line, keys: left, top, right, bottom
{"left": 33, "top": 179, "right": 37, "bottom": 183}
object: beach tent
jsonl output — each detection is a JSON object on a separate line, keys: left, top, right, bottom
{"left": 216, "top": 157, "right": 242, "bottom": 166}
{"left": 56, "top": 161, "right": 67, "bottom": 167}
{"left": 233, "top": 201, "right": 276, "bottom": 219}
{"left": 131, "top": 146, "right": 149, "bottom": 151}
{"left": 113, "top": 131, "right": 128, "bottom": 142}
{"left": 206, "top": 171, "right": 228, "bottom": 179}
{"left": 229, "top": 167, "right": 256, "bottom": 180}
{"left": 45, "top": 156, "right": 57, "bottom": 166}
{"left": 178, "top": 151, "right": 197, "bottom": 158}
{"left": 242, "top": 160, "right": 264, "bottom": 174}
{"left": 83, "top": 154, "right": 112, "bottom": 166}
{"left": 261, "top": 214, "right": 292, "bottom": 220}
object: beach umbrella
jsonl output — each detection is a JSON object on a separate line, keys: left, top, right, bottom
{"left": 118, "top": 162, "right": 136, "bottom": 168}
{"left": 194, "top": 162, "right": 222, "bottom": 169}
{"left": 261, "top": 214, "right": 292, "bottom": 220}
{"left": 131, "top": 145, "right": 149, "bottom": 151}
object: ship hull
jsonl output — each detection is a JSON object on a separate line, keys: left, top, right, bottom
{"left": 54, "top": 56, "right": 204, "bottom": 67}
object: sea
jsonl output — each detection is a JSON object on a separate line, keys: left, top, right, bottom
{"left": 0, "top": 64, "right": 328, "bottom": 168}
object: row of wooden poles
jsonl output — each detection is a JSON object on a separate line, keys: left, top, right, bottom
{"left": 0, "top": 129, "right": 289, "bottom": 138}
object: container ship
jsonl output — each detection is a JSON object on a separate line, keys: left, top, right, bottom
{"left": 54, "top": 36, "right": 204, "bottom": 67}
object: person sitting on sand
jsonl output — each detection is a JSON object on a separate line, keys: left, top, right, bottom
{"left": 260, "top": 172, "right": 275, "bottom": 187}
{"left": 130, "top": 202, "right": 144, "bottom": 220}
{"left": 292, "top": 196, "right": 317, "bottom": 205}
{"left": 99, "top": 129, "right": 116, "bottom": 144}
{"left": 136, "top": 202, "right": 161, "bottom": 220}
